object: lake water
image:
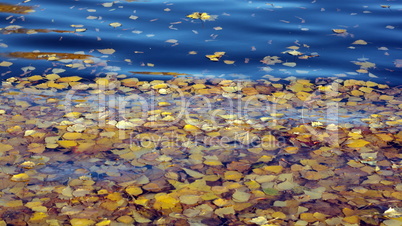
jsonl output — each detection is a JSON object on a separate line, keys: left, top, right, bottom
{"left": 1, "top": 1, "right": 402, "bottom": 225}
{"left": 0, "top": 0, "right": 402, "bottom": 84}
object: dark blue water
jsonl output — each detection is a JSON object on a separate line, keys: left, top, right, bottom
{"left": 0, "top": 0, "right": 401, "bottom": 83}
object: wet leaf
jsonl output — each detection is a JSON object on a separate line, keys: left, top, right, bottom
{"left": 4, "top": 51, "right": 91, "bottom": 60}
{"left": 0, "top": 61, "right": 13, "bottom": 67}
{"left": 109, "top": 22, "right": 122, "bottom": 28}
{"left": 97, "top": 48, "right": 116, "bottom": 54}
{"left": 347, "top": 139, "right": 370, "bottom": 148}
{"left": 0, "top": 3, "right": 35, "bottom": 14}
{"left": 10, "top": 173, "right": 30, "bottom": 182}
{"left": 352, "top": 39, "right": 368, "bottom": 45}
{"left": 206, "top": 52, "right": 225, "bottom": 61}
{"left": 332, "top": 29, "right": 347, "bottom": 34}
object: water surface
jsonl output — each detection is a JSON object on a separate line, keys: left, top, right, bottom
{"left": 0, "top": 0, "right": 401, "bottom": 83}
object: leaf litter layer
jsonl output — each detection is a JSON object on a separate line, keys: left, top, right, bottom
{"left": 0, "top": 75, "right": 402, "bottom": 225}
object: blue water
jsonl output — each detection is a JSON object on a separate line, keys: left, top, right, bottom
{"left": 0, "top": 0, "right": 401, "bottom": 83}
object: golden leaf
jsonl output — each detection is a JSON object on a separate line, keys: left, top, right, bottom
{"left": 97, "top": 48, "right": 116, "bottom": 54}
{"left": 224, "top": 171, "right": 243, "bottom": 181}
{"left": 57, "top": 140, "right": 78, "bottom": 148}
{"left": 224, "top": 60, "right": 235, "bottom": 64}
{"left": 200, "top": 12, "right": 211, "bottom": 20}
{"left": 0, "top": 3, "right": 35, "bottom": 14}
{"left": 109, "top": 22, "right": 122, "bottom": 28}
{"left": 10, "top": 173, "right": 30, "bottom": 182}
{"left": 0, "top": 61, "right": 13, "bottom": 67}
{"left": 332, "top": 29, "right": 347, "bottom": 34}
{"left": 352, "top": 39, "right": 368, "bottom": 45}
{"left": 187, "top": 12, "right": 201, "bottom": 19}
{"left": 153, "top": 193, "right": 180, "bottom": 210}
{"left": 347, "top": 139, "right": 370, "bottom": 148}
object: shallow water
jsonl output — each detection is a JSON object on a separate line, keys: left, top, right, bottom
{"left": 0, "top": 0, "right": 402, "bottom": 83}
{"left": 1, "top": 1, "right": 402, "bottom": 225}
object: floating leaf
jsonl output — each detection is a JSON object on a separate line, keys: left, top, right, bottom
{"left": 97, "top": 48, "right": 116, "bottom": 54}
{"left": 0, "top": 3, "right": 35, "bottom": 14}
{"left": 5, "top": 51, "right": 91, "bottom": 60}
{"left": 352, "top": 39, "right": 368, "bottom": 45}
{"left": 186, "top": 12, "right": 211, "bottom": 20}
{"left": 287, "top": 50, "right": 303, "bottom": 56}
{"left": 332, "top": 29, "right": 347, "bottom": 34}
{"left": 347, "top": 139, "right": 370, "bottom": 148}
{"left": 0, "top": 61, "right": 13, "bottom": 67}
{"left": 206, "top": 52, "right": 225, "bottom": 61}
{"left": 57, "top": 140, "right": 78, "bottom": 148}
{"left": 224, "top": 60, "right": 235, "bottom": 64}
{"left": 11, "top": 173, "right": 30, "bottom": 182}
{"left": 58, "top": 76, "right": 82, "bottom": 82}
{"left": 109, "top": 22, "right": 122, "bottom": 28}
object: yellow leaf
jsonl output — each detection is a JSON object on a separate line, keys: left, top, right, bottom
{"left": 376, "top": 134, "right": 393, "bottom": 142}
{"left": 97, "top": 48, "right": 116, "bottom": 54}
{"left": 350, "top": 90, "right": 364, "bottom": 96}
{"left": 64, "top": 112, "right": 82, "bottom": 118}
{"left": 96, "top": 78, "right": 110, "bottom": 86}
{"left": 117, "top": 216, "right": 134, "bottom": 224}
{"left": 283, "top": 62, "right": 296, "bottom": 67}
{"left": 154, "top": 193, "right": 179, "bottom": 210}
{"left": 352, "top": 39, "right": 367, "bottom": 45}
{"left": 109, "top": 22, "right": 122, "bottom": 28}
{"left": 287, "top": 50, "right": 303, "bottom": 56}
{"left": 47, "top": 81, "right": 67, "bottom": 89}
{"left": 272, "top": 211, "right": 287, "bottom": 219}
{"left": 46, "top": 73, "right": 60, "bottom": 80}
{"left": 343, "top": 216, "right": 360, "bottom": 224}
{"left": 11, "top": 173, "right": 30, "bottom": 182}
{"left": 183, "top": 124, "right": 199, "bottom": 132}
{"left": 179, "top": 195, "right": 200, "bottom": 205}
{"left": 263, "top": 165, "right": 283, "bottom": 174}
{"left": 232, "top": 190, "right": 251, "bottom": 202}
{"left": 27, "top": 75, "right": 43, "bottom": 81}
{"left": 57, "top": 140, "right": 78, "bottom": 148}
{"left": 200, "top": 12, "right": 211, "bottom": 20}
{"left": 204, "top": 159, "right": 223, "bottom": 166}
{"left": 57, "top": 76, "right": 82, "bottom": 82}
{"left": 0, "top": 61, "right": 13, "bottom": 67}
{"left": 221, "top": 86, "right": 239, "bottom": 92}
{"left": 125, "top": 186, "right": 143, "bottom": 196}
{"left": 96, "top": 220, "right": 112, "bottom": 226}
{"left": 0, "top": 143, "right": 13, "bottom": 152}
{"left": 6, "top": 200, "right": 23, "bottom": 207}
{"left": 29, "top": 212, "right": 48, "bottom": 221}
{"left": 224, "top": 60, "right": 235, "bottom": 64}
{"left": 70, "top": 218, "right": 96, "bottom": 226}
{"left": 296, "top": 91, "right": 310, "bottom": 101}
{"left": 224, "top": 171, "right": 243, "bottom": 181}
{"left": 284, "top": 146, "right": 299, "bottom": 154}
{"left": 347, "top": 139, "right": 370, "bottom": 148}
{"left": 332, "top": 29, "right": 347, "bottom": 34}
{"left": 182, "top": 168, "right": 205, "bottom": 178}
{"left": 165, "top": 39, "right": 178, "bottom": 43}
{"left": 62, "top": 132, "right": 83, "bottom": 140}
{"left": 187, "top": 12, "right": 201, "bottom": 19}
{"left": 215, "top": 206, "right": 235, "bottom": 218}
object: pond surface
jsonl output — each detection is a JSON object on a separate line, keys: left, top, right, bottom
{"left": 1, "top": 1, "right": 402, "bottom": 225}
{"left": 0, "top": 0, "right": 402, "bottom": 83}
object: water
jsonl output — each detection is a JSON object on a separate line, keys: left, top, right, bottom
{"left": 1, "top": 2, "right": 402, "bottom": 224}
{"left": 0, "top": 0, "right": 401, "bottom": 83}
